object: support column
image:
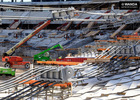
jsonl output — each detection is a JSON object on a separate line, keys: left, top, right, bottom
{"left": 52, "top": 87, "right": 54, "bottom": 100}
{"left": 45, "top": 89, "right": 47, "bottom": 100}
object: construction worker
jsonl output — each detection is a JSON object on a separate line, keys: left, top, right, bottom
{"left": 134, "top": 32, "right": 138, "bottom": 36}
{"left": 64, "top": 34, "right": 69, "bottom": 40}
{"left": 38, "top": 33, "right": 43, "bottom": 38}
{"left": 67, "top": 53, "right": 72, "bottom": 57}
{"left": 58, "top": 56, "right": 62, "bottom": 59}
{"left": 14, "top": 33, "right": 18, "bottom": 39}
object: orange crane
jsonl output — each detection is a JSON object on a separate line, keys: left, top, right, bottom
{"left": 2, "top": 20, "right": 51, "bottom": 68}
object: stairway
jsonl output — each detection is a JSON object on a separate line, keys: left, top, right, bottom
{"left": 9, "top": 11, "right": 30, "bottom": 29}
{"left": 84, "top": 10, "right": 111, "bottom": 35}
{"left": 132, "top": 27, "right": 140, "bottom": 35}
{"left": 9, "top": 20, "right": 21, "bottom": 29}
{"left": 110, "top": 24, "right": 127, "bottom": 38}
{"left": 86, "top": 10, "right": 111, "bottom": 29}
{"left": 61, "top": 21, "right": 72, "bottom": 31}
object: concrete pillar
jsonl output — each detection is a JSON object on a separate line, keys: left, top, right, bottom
{"left": 30, "top": 64, "right": 34, "bottom": 69}
{"left": 45, "top": 90, "right": 47, "bottom": 100}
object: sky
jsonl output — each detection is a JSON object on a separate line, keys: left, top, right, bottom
{"left": 1, "top": 0, "right": 31, "bottom": 2}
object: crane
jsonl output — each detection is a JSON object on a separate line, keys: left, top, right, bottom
{"left": 2, "top": 20, "right": 51, "bottom": 69}
{"left": 1, "top": 7, "right": 76, "bottom": 69}
{"left": 33, "top": 44, "right": 63, "bottom": 64}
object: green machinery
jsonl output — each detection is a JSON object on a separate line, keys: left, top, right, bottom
{"left": 33, "top": 44, "right": 63, "bottom": 63}
{"left": 0, "top": 67, "right": 15, "bottom": 76}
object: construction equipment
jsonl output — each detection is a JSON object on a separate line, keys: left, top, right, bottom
{"left": 2, "top": 20, "right": 51, "bottom": 68}
{"left": 33, "top": 44, "right": 63, "bottom": 63}
{"left": 0, "top": 67, "right": 15, "bottom": 76}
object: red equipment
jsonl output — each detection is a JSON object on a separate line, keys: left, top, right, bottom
{"left": 2, "top": 20, "right": 51, "bottom": 68}
{"left": 2, "top": 56, "right": 30, "bottom": 69}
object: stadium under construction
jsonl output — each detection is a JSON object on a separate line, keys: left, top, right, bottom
{"left": 0, "top": 0, "right": 140, "bottom": 100}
